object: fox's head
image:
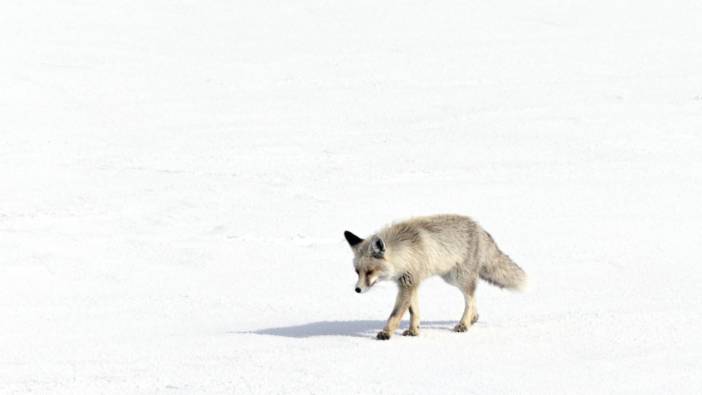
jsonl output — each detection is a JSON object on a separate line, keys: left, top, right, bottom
{"left": 344, "top": 230, "right": 393, "bottom": 293}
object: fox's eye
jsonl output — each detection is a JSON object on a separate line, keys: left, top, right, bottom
{"left": 367, "top": 270, "right": 374, "bottom": 277}
{"left": 355, "top": 269, "right": 359, "bottom": 274}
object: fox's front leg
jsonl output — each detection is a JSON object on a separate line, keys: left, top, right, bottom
{"left": 402, "top": 288, "right": 420, "bottom": 336}
{"left": 377, "top": 286, "right": 414, "bottom": 340}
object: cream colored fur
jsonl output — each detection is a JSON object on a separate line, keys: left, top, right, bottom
{"left": 345, "top": 214, "right": 527, "bottom": 340}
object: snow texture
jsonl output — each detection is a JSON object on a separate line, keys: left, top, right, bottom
{"left": 2, "top": 1, "right": 702, "bottom": 394}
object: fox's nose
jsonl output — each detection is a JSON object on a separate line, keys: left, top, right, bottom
{"left": 355, "top": 287, "right": 361, "bottom": 293}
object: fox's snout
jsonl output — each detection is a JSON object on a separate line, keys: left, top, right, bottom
{"left": 354, "top": 275, "right": 377, "bottom": 294}
{"left": 354, "top": 280, "right": 369, "bottom": 293}
{"left": 354, "top": 285, "right": 370, "bottom": 293}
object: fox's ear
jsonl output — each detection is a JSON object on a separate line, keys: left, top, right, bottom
{"left": 371, "top": 236, "right": 385, "bottom": 258}
{"left": 344, "top": 230, "right": 363, "bottom": 247}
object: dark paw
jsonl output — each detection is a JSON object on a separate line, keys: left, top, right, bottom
{"left": 453, "top": 323, "right": 468, "bottom": 332}
{"left": 402, "top": 328, "right": 419, "bottom": 336}
{"left": 376, "top": 331, "right": 391, "bottom": 340}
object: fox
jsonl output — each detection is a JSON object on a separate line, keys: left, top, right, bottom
{"left": 344, "top": 214, "right": 527, "bottom": 340}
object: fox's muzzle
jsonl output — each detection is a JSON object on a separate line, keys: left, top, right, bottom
{"left": 355, "top": 276, "right": 378, "bottom": 294}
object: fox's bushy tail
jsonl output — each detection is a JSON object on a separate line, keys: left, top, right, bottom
{"left": 479, "top": 232, "right": 527, "bottom": 291}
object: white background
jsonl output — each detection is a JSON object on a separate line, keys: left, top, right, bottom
{"left": 1, "top": 1, "right": 701, "bottom": 393}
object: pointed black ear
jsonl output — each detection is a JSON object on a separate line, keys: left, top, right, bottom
{"left": 344, "top": 231, "right": 363, "bottom": 247}
{"left": 371, "top": 236, "right": 385, "bottom": 258}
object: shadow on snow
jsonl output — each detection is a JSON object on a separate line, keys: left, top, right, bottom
{"left": 238, "top": 320, "right": 459, "bottom": 338}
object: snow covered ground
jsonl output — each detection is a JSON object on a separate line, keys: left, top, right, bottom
{"left": 2, "top": 0, "right": 702, "bottom": 393}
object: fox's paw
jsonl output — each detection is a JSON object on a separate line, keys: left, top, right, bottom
{"left": 402, "top": 328, "right": 419, "bottom": 337}
{"left": 453, "top": 323, "right": 469, "bottom": 332}
{"left": 471, "top": 314, "right": 479, "bottom": 325}
{"left": 376, "top": 331, "right": 391, "bottom": 340}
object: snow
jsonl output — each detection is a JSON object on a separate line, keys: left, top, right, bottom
{"left": 2, "top": 0, "right": 702, "bottom": 393}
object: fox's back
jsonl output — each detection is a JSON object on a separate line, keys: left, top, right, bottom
{"left": 381, "top": 215, "right": 481, "bottom": 276}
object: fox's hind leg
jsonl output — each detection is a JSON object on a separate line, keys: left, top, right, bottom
{"left": 454, "top": 277, "right": 479, "bottom": 332}
{"left": 402, "top": 289, "right": 420, "bottom": 336}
